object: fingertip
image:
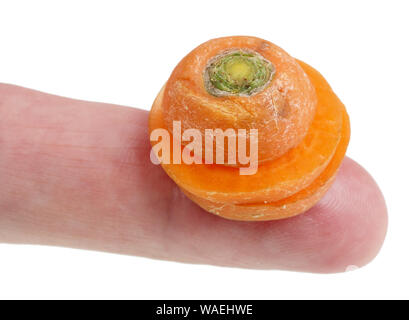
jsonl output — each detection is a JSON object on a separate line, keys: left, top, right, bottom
{"left": 290, "top": 157, "right": 388, "bottom": 273}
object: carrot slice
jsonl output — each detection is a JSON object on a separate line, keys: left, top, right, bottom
{"left": 162, "top": 36, "right": 317, "bottom": 164}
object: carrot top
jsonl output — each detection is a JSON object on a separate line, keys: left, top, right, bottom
{"left": 204, "top": 49, "right": 274, "bottom": 96}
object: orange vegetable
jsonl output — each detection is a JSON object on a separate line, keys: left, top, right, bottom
{"left": 149, "top": 36, "right": 350, "bottom": 221}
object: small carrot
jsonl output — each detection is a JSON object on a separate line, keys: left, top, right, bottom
{"left": 149, "top": 36, "right": 350, "bottom": 221}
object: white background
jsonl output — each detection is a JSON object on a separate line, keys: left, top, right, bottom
{"left": 0, "top": 0, "right": 408, "bottom": 299}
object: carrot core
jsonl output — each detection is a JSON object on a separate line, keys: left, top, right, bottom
{"left": 204, "top": 50, "right": 275, "bottom": 96}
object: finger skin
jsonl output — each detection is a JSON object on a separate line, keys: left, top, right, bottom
{"left": 0, "top": 83, "right": 388, "bottom": 273}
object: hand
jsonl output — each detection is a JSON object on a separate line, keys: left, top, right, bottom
{"left": 0, "top": 83, "right": 388, "bottom": 273}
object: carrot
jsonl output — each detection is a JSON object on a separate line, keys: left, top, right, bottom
{"left": 149, "top": 36, "right": 350, "bottom": 221}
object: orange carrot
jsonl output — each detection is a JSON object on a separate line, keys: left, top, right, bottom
{"left": 149, "top": 36, "right": 350, "bottom": 221}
